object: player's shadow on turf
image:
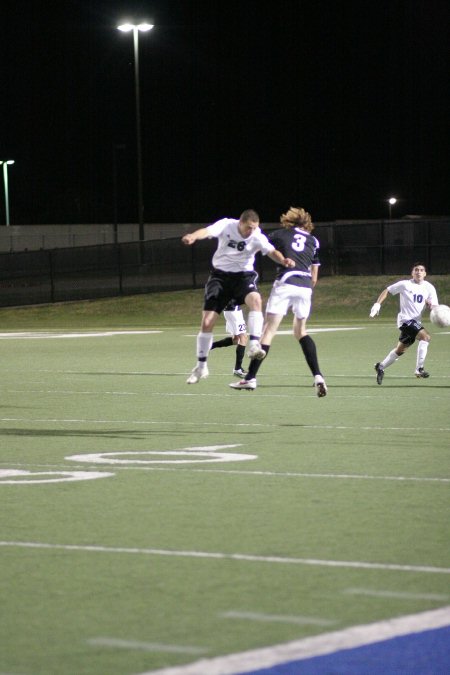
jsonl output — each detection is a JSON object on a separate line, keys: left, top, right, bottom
{"left": 78, "top": 371, "right": 182, "bottom": 377}
{"left": 0, "top": 427, "right": 267, "bottom": 439}
{"left": 269, "top": 383, "right": 448, "bottom": 389}
{"left": 0, "top": 428, "right": 186, "bottom": 439}
{"left": 0, "top": 405, "right": 40, "bottom": 409}
{"left": 332, "top": 384, "right": 449, "bottom": 389}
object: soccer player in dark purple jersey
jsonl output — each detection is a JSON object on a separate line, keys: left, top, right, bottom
{"left": 230, "top": 207, "right": 327, "bottom": 397}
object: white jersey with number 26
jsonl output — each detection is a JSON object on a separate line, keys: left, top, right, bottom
{"left": 387, "top": 279, "right": 438, "bottom": 327}
{"left": 207, "top": 218, "right": 275, "bottom": 272}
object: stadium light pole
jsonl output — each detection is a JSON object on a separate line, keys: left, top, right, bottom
{"left": 0, "top": 160, "right": 15, "bottom": 226}
{"left": 388, "top": 197, "right": 397, "bottom": 220}
{"left": 112, "top": 143, "right": 127, "bottom": 244}
{"left": 117, "top": 22, "right": 154, "bottom": 243}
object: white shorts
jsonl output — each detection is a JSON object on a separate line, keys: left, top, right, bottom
{"left": 265, "top": 281, "right": 313, "bottom": 319}
{"left": 224, "top": 308, "right": 247, "bottom": 336}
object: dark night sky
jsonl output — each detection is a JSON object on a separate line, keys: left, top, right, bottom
{"left": 1, "top": 0, "right": 449, "bottom": 225}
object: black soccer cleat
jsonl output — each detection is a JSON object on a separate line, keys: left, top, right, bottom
{"left": 374, "top": 362, "right": 384, "bottom": 385}
{"left": 316, "top": 381, "right": 328, "bottom": 398}
{"left": 415, "top": 368, "right": 430, "bottom": 378}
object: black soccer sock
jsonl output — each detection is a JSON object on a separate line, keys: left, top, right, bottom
{"left": 235, "top": 344, "right": 246, "bottom": 370}
{"left": 299, "top": 335, "right": 321, "bottom": 376}
{"left": 211, "top": 337, "right": 234, "bottom": 349}
{"left": 246, "top": 345, "right": 270, "bottom": 379}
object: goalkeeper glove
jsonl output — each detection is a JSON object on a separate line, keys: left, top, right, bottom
{"left": 370, "top": 302, "right": 381, "bottom": 318}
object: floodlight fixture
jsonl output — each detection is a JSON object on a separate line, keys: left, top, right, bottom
{"left": 118, "top": 22, "right": 154, "bottom": 32}
{"left": 387, "top": 197, "right": 398, "bottom": 220}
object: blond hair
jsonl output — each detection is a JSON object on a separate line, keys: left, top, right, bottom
{"left": 280, "top": 207, "right": 314, "bottom": 232}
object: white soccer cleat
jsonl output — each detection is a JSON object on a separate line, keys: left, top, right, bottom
{"left": 247, "top": 342, "right": 266, "bottom": 360}
{"left": 229, "top": 378, "right": 257, "bottom": 391}
{"left": 233, "top": 368, "right": 247, "bottom": 378}
{"left": 186, "top": 364, "right": 209, "bottom": 384}
{"left": 314, "top": 376, "right": 328, "bottom": 398}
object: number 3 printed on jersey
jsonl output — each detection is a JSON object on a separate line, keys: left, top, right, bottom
{"left": 291, "top": 233, "right": 306, "bottom": 252}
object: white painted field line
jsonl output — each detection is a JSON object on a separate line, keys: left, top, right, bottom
{"left": 7, "top": 389, "right": 138, "bottom": 396}
{"left": 4, "top": 387, "right": 450, "bottom": 402}
{"left": 343, "top": 588, "right": 450, "bottom": 602}
{"left": 88, "top": 637, "right": 207, "bottom": 655}
{"left": 7, "top": 369, "right": 189, "bottom": 375}
{"left": 3, "top": 462, "right": 449, "bottom": 484}
{"left": 1, "top": 416, "right": 450, "bottom": 433}
{"left": 0, "top": 470, "right": 113, "bottom": 484}
{"left": 3, "top": 369, "right": 188, "bottom": 376}
{"left": 185, "top": 328, "right": 366, "bottom": 337}
{"left": 3, "top": 388, "right": 300, "bottom": 399}
{"left": 119, "top": 468, "right": 450, "bottom": 483}
{"left": 3, "top": 389, "right": 450, "bottom": 406}
{"left": 220, "top": 611, "right": 335, "bottom": 627}
{"left": 9, "top": 367, "right": 450, "bottom": 380}
{"left": 331, "top": 373, "right": 450, "bottom": 379}
{"left": 4, "top": 388, "right": 432, "bottom": 401}
{"left": 138, "top": 606, "right": 450, "bottom": 675}
{"left": 0, "top": 330, "right": 162, "bottom": 340}
{"left": 1, "top": 541, "right": 449, "bottom": 575}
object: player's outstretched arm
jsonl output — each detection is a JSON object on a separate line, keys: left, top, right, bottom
{"left": 370, "top": 288, "right": 389, "bottom": 318}
{"left": 181, "top": 228, "right": 209, "bottom": 246}
{"left": 268, "top": 250, "right": 295, "bottom": 267}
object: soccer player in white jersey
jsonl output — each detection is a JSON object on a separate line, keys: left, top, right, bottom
{"left": 210, "top": 300, "right": 248, "bottom": 377}
{"left": 181, "top": 209, "right": 294, "bottom": 384}
{"left": 370, "top": 262, "right": 439, "bottom": 383}
{"left": 230, "top": 206, "right": 327, "bottom": 397}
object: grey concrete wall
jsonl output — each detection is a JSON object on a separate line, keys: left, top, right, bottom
{"left": 0, "top": 223, "right": 196, "bottom": 252}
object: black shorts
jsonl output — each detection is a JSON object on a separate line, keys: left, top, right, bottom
{"left": 203, "top": 269, "right": 259, "bottom": 314}
{"left": 399, "top": 319, "right": 423, "bottom": 346}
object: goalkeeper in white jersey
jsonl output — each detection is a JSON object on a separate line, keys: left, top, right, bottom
{"left": 370, "top": 263, "right": 439, "bottom": 383}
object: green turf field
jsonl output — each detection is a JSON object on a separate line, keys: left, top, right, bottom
{"left": 1, "top": 277, "right": 449, "bottom": 674}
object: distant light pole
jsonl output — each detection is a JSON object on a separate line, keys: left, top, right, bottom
{"left": 388, "top": 197, "right": 397, "bottom": 220}
{"left": 112, "top": 143, "right": 127, "bottom": 244}
{"left": 117, "top": 21, "right": 154, "bottom": 243}
{"left": 0, "top": 160, "right": 15, "bottom": 226}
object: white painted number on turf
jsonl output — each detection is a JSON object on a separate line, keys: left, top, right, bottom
{"left": 1, "top": 446, "right": 256, "bottom": 487}
{"left": 0, "top": 470, "right": 114, "bottom": 485}
{"left": 66, "top": 444, "right": 257, "bottom": 465}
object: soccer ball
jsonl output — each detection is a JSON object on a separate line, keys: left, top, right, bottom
{"left": 430, "top": 304, "right": 450, "bottom": 328}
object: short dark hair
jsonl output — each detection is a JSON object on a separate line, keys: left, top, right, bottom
{"left": 240, "top": 209, "right": 259, "bottom": 223}
{"left": 411, "top": 261, "right": 426, "bottom": 271}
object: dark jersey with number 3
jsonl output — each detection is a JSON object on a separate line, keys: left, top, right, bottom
{"left": 269, "top": 227, "right": 320, "bottom": 288}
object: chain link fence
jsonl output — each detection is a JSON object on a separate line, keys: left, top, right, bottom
{"left": 1, "top": 220, "right": 448, "bottom": 307}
